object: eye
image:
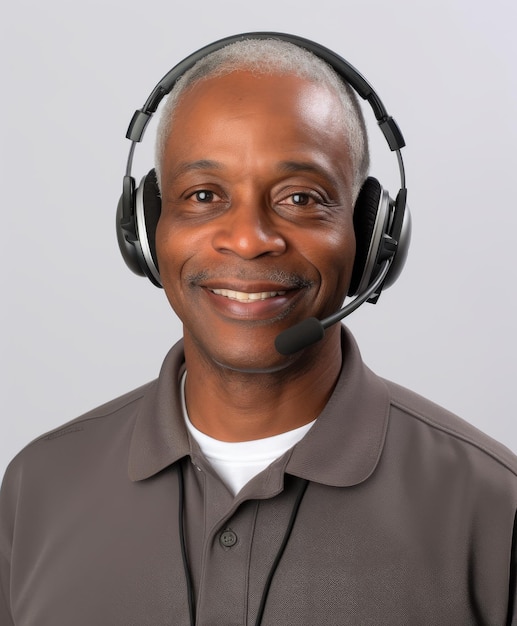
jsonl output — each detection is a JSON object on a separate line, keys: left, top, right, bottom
{"left": 274, "top": 186, "right": 339, "bottom": 222}
{"left": 291, "top": 193, "right": 311, "bottom": 206}
{"left": 179, "top": 187, "right": 228, "bottom": 217}
{"left": 279, "top": 190, "right": 322, "bottom": 208}
{"left": 194, "top": 190, "right": 215, "bottom": 202}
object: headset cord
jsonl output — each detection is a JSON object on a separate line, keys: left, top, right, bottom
{"left": 254, "top": 478, "right": 309, "bottom": 626}
{"left": 178, "top": 463, "right": 196, "bottom": 626}
{"left": 178, "top": 464, "right": 309, "bottom": 626}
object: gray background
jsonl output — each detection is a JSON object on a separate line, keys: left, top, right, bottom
{"left": 2, "top": 0, "right": 516, "bottom": 477}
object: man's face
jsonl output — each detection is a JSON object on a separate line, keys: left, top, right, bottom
{"left": 156, "top": 70, "right": 356, "bottom": 372}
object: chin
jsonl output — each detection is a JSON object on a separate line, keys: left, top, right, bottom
{"left": 211, "top": 343, "right": 293, "bottom": 375}
{"left": 188, "top": 331, "right": 293, "bottom": 375}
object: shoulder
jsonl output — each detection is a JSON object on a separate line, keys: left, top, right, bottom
{"left": 2, "top": 340, "right": 186, "bottom": 489}
{"left": 2, "top": 380, "right": 156, "bottom": 484}
{"left": 383, "top": 377, "right": 517, "bottom": 479}
{"left": 35, "top": 381, "right": 154, "bottom": 440}
{"left": 28, "top": 380, "right": 153, "bottom": 447}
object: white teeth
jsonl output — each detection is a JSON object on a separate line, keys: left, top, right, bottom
{"left": 211, "top": 288, "right": 286, "bottom": 302}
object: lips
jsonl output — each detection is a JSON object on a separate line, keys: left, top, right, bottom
{"left": 210, "top": 288, "right": 287, "bottom": 302}
{"left": 186, "top": 270, "right": 313, "bottom": 321}
{"left": 201, "top": 283, "right": 302, "bottom": 321}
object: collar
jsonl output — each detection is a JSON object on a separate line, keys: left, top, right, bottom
{"left": 128, "top": 345, "right": 189, "bottom": 481}
{"left": 128, "top": 326, "right": 390, "bottom": 487}
{"left": 284, "top": 328, "right": 390, "bottom": 486}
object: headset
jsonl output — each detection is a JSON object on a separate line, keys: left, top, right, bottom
{"left": 116, "top": 32, "right": 411, "bottom": 346}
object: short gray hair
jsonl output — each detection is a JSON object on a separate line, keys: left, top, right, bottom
{"left": 155, "top": 38, "right": 370, "bottom": 201}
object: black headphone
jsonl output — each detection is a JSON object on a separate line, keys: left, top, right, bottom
{"left": 117, "top": 32, "right": 411, "bottom": 302}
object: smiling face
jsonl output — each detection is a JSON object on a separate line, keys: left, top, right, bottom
{"left": 156, "top": 70, "right": 356, "bottom": 373}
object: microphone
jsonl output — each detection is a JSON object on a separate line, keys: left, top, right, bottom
{"left": 274, "top": 260, "right": 391, "bottom": 355}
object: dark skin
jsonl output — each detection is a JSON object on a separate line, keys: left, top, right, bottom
{"left": 156, "top": 70, "right": 357, "bottom": 442}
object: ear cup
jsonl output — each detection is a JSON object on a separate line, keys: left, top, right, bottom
{"left": 116, "top": 169, "right": 162, "bottom": 286}
{"left": 382, "top": 200, "right": 411, "bottom": 290}
{"left": 349, "top": 177, "right": 385, "bottom": 296}
{"left": 116, "top": 190, "right": 145, "bottom": 278}
{"left": 138, "top": 169, "right": 162, "bottom": 277}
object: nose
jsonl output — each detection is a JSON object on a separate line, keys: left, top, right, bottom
{"left": 212, "top": 200, "right": 287, "bottom": 259}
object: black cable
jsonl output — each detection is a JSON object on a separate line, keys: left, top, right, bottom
{"left": 178, "top": 463, "right": 196, "bottom": 626}
{"left": 254, "top": 479, "right": 310, "bottom": 626}
{"left": 178, "top": 467, "right": 309, "bottom": 625}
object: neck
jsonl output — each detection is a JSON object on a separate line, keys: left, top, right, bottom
{"left": 183, "top": 327, "right": 343, "bottom": 442}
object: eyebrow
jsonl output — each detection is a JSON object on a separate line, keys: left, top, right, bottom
{"left": 169, "top": 159, "right": 343, "bottom": 188}
{"left": 170, "top": 159, "right": 224, "bottom": 178}
{"left": 278, "top": 160, "right": 341, "bottom": 189}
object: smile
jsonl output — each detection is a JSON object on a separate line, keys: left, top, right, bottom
{"left": 210, "top": 288, "right": 287, "bottom": 302}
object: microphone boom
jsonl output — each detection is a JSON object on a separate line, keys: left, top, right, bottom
{"left": 274, "top": 260, "right": 391, "bottom": 356}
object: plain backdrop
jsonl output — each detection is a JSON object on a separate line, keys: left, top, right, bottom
{"left": 2, "top": 0, "right": 516, "bottom": 477}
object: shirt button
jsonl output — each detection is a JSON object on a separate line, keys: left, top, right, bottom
{"left": 220, "top": 529, "right": 238, "bottom": 548}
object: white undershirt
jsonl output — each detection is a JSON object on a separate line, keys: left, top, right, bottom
{"left": 181, "top": 373, "right": 315, "bottom": 495}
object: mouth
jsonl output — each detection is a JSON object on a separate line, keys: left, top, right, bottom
{"left": 202, "top": 283, "right": 305, "bottom": 322}
{"left": 210, "top": 288, "right": 287, "bottom": 302}
{"left": 187, "top": 270, "right": 313, "bottom": 322}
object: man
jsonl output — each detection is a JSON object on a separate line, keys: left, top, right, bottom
{"left": 1, "top": 36, "right": 516, "bottom": 625}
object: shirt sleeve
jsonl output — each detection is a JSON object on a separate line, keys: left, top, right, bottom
{"left": 0, "top": 552, "right": 14, "bottom": 626}
{"left": 0, "top": 463, "right": 18, "bottom": 626}
{"left": 508, "top": 509, "right": 517, "bottom": 625}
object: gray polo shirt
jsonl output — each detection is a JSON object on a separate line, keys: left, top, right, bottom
{"left": 1, "top": 327, "right": 516, "bottom": 625}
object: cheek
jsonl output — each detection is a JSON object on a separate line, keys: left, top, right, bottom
{"left": 156, "top": 214, "right": 200, "bottom": 271}
{"left": 155, "top": 219, "right": 194, "bottom": 307}
{"left": 155, "top": 221, "right": 175, "bottom": 278}
{"left": 327, "top": 227, "right": 356, "bottom": 260}
{"left": 302, "top": 224, "right": 356, "bottom": 287}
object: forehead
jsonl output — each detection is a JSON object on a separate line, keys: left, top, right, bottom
{"left": 163, "top": 70, "right": 349, "bottom": 164}
{"left": 176, "top": 68, "right": 337, "bottom": 104}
